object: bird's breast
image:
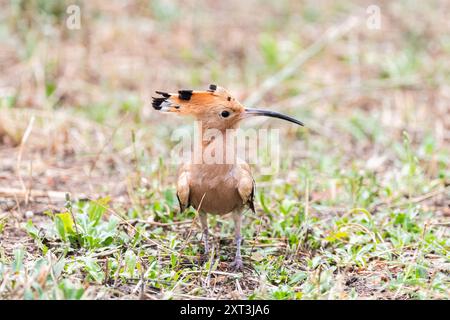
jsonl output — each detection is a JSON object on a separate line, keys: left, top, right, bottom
{"left": 188, "top": 164, "right": 243, "bottom": 215}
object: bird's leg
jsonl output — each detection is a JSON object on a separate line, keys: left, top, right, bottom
{"left": 230, "top": 210, "right": 243, "bottom": 270}
{"left": 199, "top": 211, "right": 209, "bottom": 254}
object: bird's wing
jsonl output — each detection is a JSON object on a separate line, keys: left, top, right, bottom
{"left": 176, "top": 163, "right": 191, "bottom": 213}
{"left": 237, "top": 160, "right": 256, "bottom": 213}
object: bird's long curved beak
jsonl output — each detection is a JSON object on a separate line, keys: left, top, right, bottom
{"left": 244, "top": 108, "right": 304, "bottom": 126}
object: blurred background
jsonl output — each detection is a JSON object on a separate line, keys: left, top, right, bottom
{"left": 0, "top": 0, "right": 449, "bottom": 299}
{"left": 1, "top": 0, "right": 449, "bottom": 196}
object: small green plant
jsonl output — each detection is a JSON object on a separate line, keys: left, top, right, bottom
{"left": 1, "top": 249, "right": 85, "bottom": 300}
{"left": 26, "top": 197, "right": 120, "bottom": 250}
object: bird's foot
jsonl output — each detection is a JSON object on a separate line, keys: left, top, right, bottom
{"left": 199, "top": 250, "right": 211, "bottom": 265}
{"left": 202, "top": 231, "right": 210, "bottom": 254}
{"left": 229, "top": 257, "right": 243, "bottom": 271}
{"left": 199, "top": 254, "right": 208, "bottom": 264}
{"left": 199, "top": 240, "right": 210, "bottom": 264}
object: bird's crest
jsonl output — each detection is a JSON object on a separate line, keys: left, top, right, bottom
{"left": 152, "top": 84, "right": 244, "bottom": 115}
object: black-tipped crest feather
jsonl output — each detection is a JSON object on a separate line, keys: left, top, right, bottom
{"left": 178, "top": 90, "right": 193, "bottom": 100}
{"left": 152, "top": 96, "right": 167, "bottom": 110}
{"left": 155, "top": 91, "right": 171, "bottom": 98}
{"left": 152, "top": 91, "right": 172, "bottom": 110}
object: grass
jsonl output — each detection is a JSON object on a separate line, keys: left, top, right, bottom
{"left": 0, "top": 0, "right": 449, "bottom": 299}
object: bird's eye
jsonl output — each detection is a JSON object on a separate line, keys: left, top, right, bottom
{"left": 221, "top": 110, "right": 230, "bottom": 118}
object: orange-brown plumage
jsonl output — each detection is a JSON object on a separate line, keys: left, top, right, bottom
{"left": 153, "top": 85, "right": 246, "bottom": 130}
{"left": 152, "top": 84, "right": 303, "bottom": 270}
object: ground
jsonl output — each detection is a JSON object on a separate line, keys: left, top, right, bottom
{"left": 0, "top": 0, "right": 449, "bottom": 299}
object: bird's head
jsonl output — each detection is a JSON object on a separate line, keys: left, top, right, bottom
{"left": 152, "top": 84, "right": 304, "bottom": 130}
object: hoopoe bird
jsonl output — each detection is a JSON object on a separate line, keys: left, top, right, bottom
{"left": 152, "top": 84, "right": 304, "bottom": 270}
